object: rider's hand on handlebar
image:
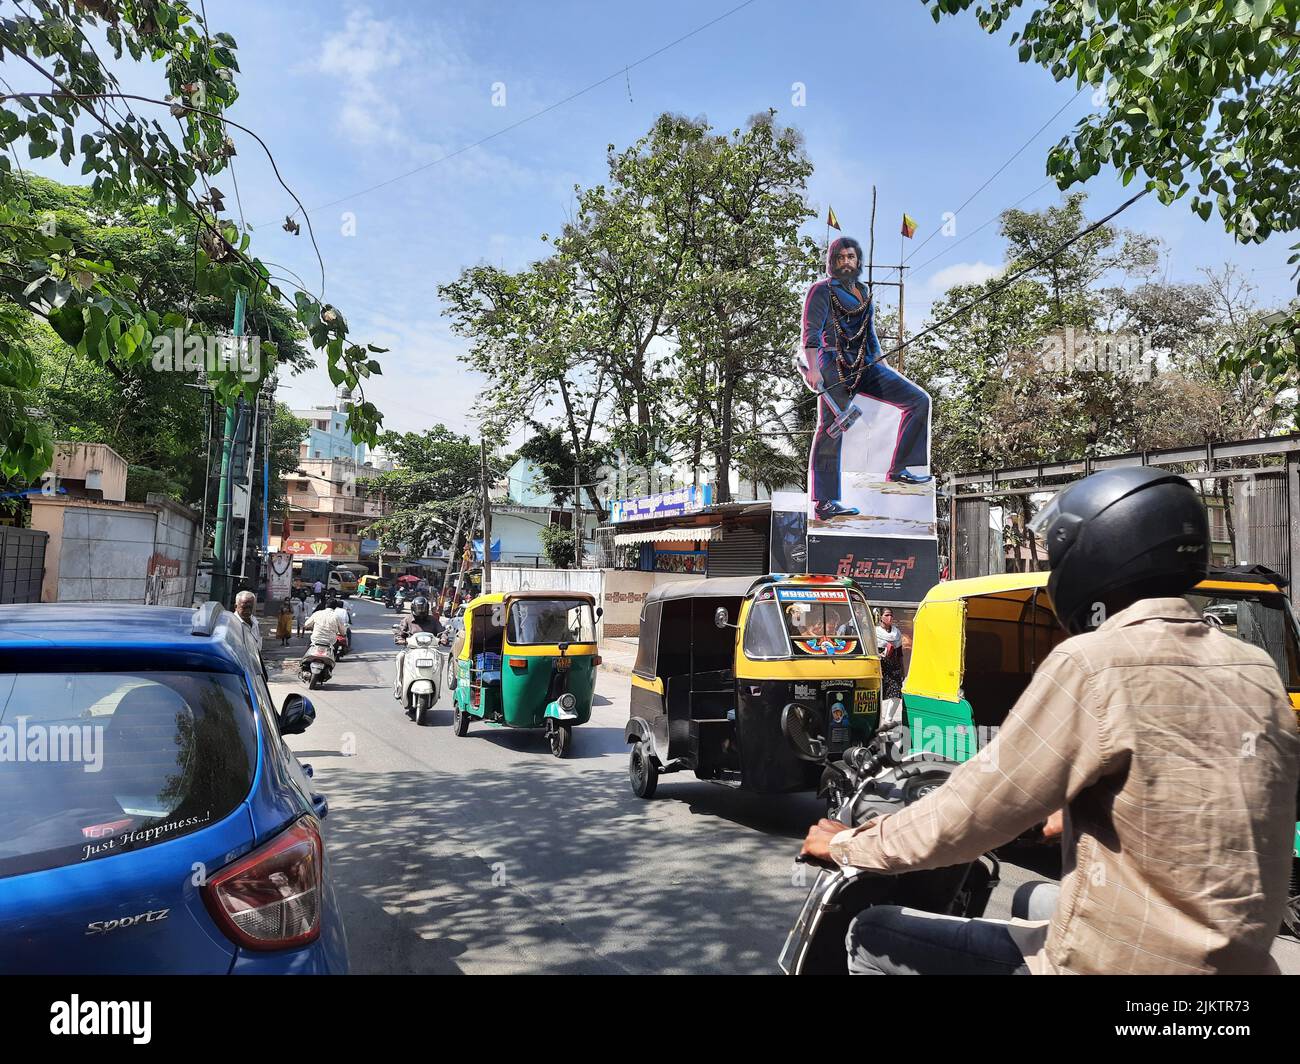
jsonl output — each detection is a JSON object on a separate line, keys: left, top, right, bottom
{"left": 799, "top": 818, "right": 850, "bottom": 865}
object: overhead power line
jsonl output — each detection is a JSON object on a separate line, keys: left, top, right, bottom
{"left": 279, "top": 0, "right": 763, "bottom": 222}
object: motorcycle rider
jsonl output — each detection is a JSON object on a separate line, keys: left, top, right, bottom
{"left": 800, "top": 467, "right": 1299, "bottom": 974}
{"left": 302, "top": 596, "right": 344, "bottom": 652}
{"left": 394, "top": 595, "right": 443, "bottom": 701}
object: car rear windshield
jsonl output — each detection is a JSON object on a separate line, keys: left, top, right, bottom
{"left": 1186, "top": 590, "right": 1300, "bottom": 690}
{"left": 0, "top": 670, "right": 257, "bottom": 880}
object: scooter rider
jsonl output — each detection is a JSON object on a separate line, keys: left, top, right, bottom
{"left": 800, "top": 467, "right": 1300, "bottom": 974}
{"left": 303, "top": 597, "right": 344, "bottom": 650}
{"left": 394, "top": 596, "right": 443, "bottom": 700}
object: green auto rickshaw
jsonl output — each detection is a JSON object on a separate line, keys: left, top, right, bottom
{"left": 448, "top": 590, "right": 601, "bottom": 757}
{"left": 357, "top": 574, "right": 387, "bottom": 600}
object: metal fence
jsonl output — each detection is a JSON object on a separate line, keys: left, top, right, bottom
{"left": 0, "top": 526, "right": 47, "bottom": 603}
{"left": 949, "top": 434, "right": 1300, "bottom": 604}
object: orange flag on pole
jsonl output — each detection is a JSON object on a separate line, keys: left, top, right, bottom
{"left": 827, "top": 206, "right": 841, "bottom": 231}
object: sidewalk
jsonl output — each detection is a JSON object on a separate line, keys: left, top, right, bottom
{"left": 254, "top": 611, "right": 314, "bottom": 678}
{"left": 600, "top": 636, "right": 638, "bottom": 676}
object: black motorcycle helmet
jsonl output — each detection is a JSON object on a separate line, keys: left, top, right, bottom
{"left": 1029, "top": 466, "right": 1209, "bottom": 635}
{"left": 411, "top": 596, "right": 430, "bottom": 620}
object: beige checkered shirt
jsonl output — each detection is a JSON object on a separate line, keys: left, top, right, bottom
{"left": 829, "top": 597, "right": 1300, "bottom": 974}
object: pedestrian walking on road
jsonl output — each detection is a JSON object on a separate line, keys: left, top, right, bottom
{"left": 290, "top": 594, "right": 306, "bottom": 636}
{"left": 275, "top": 600, "right": 293, "bottom": 646}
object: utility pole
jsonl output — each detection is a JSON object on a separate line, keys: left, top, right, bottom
{"left": 445, "top": 499, "right": 467, "bottom": 608}
{"left": 898, "top": 264, "right": 907, "bottom": 374}
{"left": 480, "top": 439, "right": 492, "bottom": 594}
{"left": 210, "top": 289, "right": 246, "bottom": 607}
{"left": 238, "top": 396, "right": 259, "bottom": 585}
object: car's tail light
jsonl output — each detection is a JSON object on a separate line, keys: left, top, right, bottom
{"left": 203, "top": 816, "right": 323, "bottom": 951}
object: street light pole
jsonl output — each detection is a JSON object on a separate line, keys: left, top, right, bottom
{"left": 480, "top": 439, "right": 492, "bottom": 594}
{"left": 210, "top": 288, "right": 246, "bottom": 607}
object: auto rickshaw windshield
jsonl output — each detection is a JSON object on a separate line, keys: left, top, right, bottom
{"left": 1186, "top": 589, "right": 1300, "bottom": 690}
{"left": 507, "top": 599, "right": 596, "bottom": 645}
{"left": 744, "top": 587, "right": 873, "bottom": 658}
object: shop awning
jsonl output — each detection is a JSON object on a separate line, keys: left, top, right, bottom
{"left": 614, "top": 527, "right": 718, "bottom": 546}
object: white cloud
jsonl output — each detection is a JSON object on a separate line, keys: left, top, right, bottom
{"left": 312, "top": 7, "right": 462, "bottom": 146}
{"left": 926, "top": 260, "right": 1003, "bottom": 293}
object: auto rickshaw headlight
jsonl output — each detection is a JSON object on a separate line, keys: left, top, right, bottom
{"left": 559, "top": 692, "right": 576, "bottom": 712}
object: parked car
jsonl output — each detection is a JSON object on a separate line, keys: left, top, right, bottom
{"left": 0, "top": 602, "right": 348, "bottom": 974}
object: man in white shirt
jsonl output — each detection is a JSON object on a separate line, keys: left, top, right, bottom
{"left": 303, "top": 601, "right": 343, "bottom": 647}
{"left": 234, "top": 590, "right": 262, "bottom": 653}
{"left": 331, "top": 597, "right": 354, "bottom": 650}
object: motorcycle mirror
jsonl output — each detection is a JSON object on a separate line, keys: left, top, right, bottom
{"left": 279, "top": 693, "right": 316, "bottom": 735}
{"left": 781, "top": 702, "right": 827, "bottom": 762}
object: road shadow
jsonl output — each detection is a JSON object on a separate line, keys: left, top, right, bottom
{"left": 452, "top": 724, "right": 628, "bottom": 760}
{"left": 311, "top": 760, "right": 812, "bottom": 974}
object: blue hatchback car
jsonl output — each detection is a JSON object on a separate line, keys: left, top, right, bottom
{"left": 0, "top": 602, "right": 348, "bottom": 974}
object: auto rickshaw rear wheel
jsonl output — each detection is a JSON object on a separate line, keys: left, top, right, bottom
{"left": 629, "top": 742, "right": 658, "bottom": 799}
{"left": 548, "top": 721, "right": 572, "bottom": 758}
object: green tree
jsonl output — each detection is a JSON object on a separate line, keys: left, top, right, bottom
{"left": 927, "top": 0, "right": 1300, "bottom": 418}
{"left": 5, "top": 178, "right": 313, "bottom": 509}
{"left": 0, "top": 1, "right": 385, "bottom": 485}
{"left": 440, "top": 111, "right": 818, "bottom": 505}
{"left": 538, "top": 521, "right": 577, "bottom": 569}
{"left": 364, "top": 427, "right": 502, "bottom": 561}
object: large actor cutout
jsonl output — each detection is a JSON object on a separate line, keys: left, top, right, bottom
{"left": 797, "top": 235, "right": 935, "bottom": 539}
{"left": 796, "top": 235, "right": 939, "bottom": 599}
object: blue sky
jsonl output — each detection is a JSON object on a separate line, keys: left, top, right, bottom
{"left": 12, "top": 0, "right": 1298, "bottom": 436}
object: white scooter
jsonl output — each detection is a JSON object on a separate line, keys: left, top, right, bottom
{"left": 394, "top": 627, "right": 440, "bottom": 726}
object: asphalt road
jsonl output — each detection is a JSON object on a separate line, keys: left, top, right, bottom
{"left": 268, "top": 597, "right": 1300, "bottom": 975}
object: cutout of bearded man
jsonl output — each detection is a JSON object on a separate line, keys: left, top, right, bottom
{"left": 797, "top": 236, "right": 932, "bottom": 521}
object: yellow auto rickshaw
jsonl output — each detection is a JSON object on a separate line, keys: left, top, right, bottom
{"left": 626, "top": 574, "right": 882, "bottom": 799}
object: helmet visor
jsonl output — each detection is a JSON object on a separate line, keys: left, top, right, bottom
{"left": 1028, "top": 494, "right": 1064, "bottom": 539}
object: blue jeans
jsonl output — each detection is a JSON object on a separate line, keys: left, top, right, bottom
{"left": 846, "top": 882, "right": 1059, "bottom": 975}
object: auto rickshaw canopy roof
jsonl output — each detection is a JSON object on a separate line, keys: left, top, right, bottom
{"left": 465, "top": 589, "right": 598, "bottom": 609}
{"left": 641, "top": 573, "right": 860, "bottom": 608}
{"left": 904, "top": 566, "right": 1291, "bottom": 703}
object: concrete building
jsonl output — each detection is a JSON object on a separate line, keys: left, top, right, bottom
{"left": 273, "top": 457, "right": 387, "bottom": 566}
{"left": 487, "top": 458, "right": 601, "bottom": 567}
{"left": 47, "top": 441, "right": 129, "bottom": 501}
{"left": 270, "top": 393, "right": 391, "bottom": 568}
{"left": 293, "top": 393, "right": 367, "bottom": 465}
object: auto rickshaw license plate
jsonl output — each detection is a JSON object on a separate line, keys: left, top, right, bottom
{"left": 554, "top": 657, "right": 571, "bottom": 671}
{"left": 853, "top": 688, "right": 879, "bottom": 716}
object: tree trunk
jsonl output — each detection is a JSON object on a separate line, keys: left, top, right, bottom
{"left": 714, "top": 352, "right": 735, "bottom": 503}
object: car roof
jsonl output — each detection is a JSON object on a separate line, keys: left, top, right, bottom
{"left": 0, "top": 602, "right": 257, "bottom": 669}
